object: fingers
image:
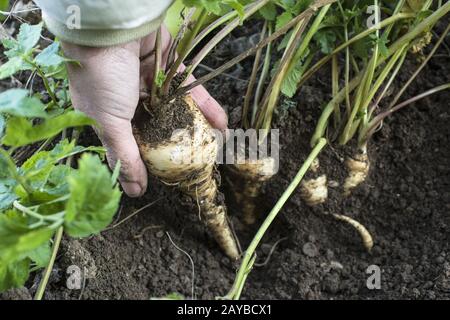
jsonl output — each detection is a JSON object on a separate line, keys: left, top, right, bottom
{"left": 188, "top": 79, "right": 228, "bottom": 131}
{"left": 61, "top": 40, "right": 149, "bottom": 197}
{"left": 97, "top": 115, "right": 149, "bottom": 198}
{"left": 182, "top": 68, "right": 228, "bottom": 131}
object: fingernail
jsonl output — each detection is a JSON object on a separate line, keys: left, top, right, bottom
{"left": 121, "top": 181, "right": 144, "bottom": 198}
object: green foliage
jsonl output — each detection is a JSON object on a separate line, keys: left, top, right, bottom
{"left": 315, "top": 29, "right": 337, "bottom": 54}
{"left": 0, "top": 115, "right": 4, "bottom": 138}
{"left": 259, "top": 2, "right": 277, "bottom": 21}
{"left": 0, "top": 145, "right": 121, "bottom": 291}
{"left": 64, "top": 154, "right": 121, "bottom": 238}
{"left": 17, "top": 23, "right": 43, "bottom": 54}
{"left": 0, "top": 212, "right": 54, "bottom": 265}
{"left": 0, "top": 23, "right": 69, "bottom": 100}
{"left": 0, "top": 259, "right": 30, "bottom": 292}
{"left": 0, "top": 23, "right": 121, "bottom": 294}
{"left": 281, "top": 53, "right": 311, "bottom": 98}
{"left": 0, "top": 0, "right": 9, "bottom": 16}
{"left": 0, "top": 56, "right": 28, "bottom": 79}
{"left": 275, "top": 11, "right": 292, "bottom": 30}
{"left": 2, "top": 110, "right": 95, "bottom": 147}
{"left": 155, "top": 70, "right": 167, "bottom": 88}
{"left": 35, "top": 42, "right": 66, "bottom": 67}
{"left": 183, "top": 0, "right": 246, "bottom": 17}
{"left": 0, "top": 89, "right": 47, "bottom": 118}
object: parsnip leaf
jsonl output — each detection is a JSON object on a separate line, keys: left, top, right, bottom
{"left": 17, "top": 23, "right": 43, "bottom": 54}
{"left": 2, "top": 111, "right": 95, "bottom": 147}
{"left": 28, "top": 241, "right": 51, "bottom": 269}
{"left": 0, "top": 89, "right": 47, "bottom": 118}
{"left": 0, "top": 258, "right": 30, "bottom": 292}
{"left": 0, "top": 57, "right": 25, "bottom": 80}
{"left": 64, "top": 154, "right": 121, "bottom": 238}
{"left": 259, "top": 2, "right": 277, "bottom": 21}
{"left": 0, "top": 211, "right": 54, "bottom": 265}
{"left": 35, "top": 42, "right": 65, "bottom": 67}
{"left": 0, "top": 180, "right": 18, "bottom": 211}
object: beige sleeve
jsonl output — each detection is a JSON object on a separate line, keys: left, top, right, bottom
{"left": 34, "top": 0, "right": 174, "bottom": 47}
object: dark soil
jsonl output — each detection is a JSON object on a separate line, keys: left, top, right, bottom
{"left": 133, "top": 96, "right": 194, "bottom": 145}
{"left": 1, "top": 12, "right": 449, "bottom": 300}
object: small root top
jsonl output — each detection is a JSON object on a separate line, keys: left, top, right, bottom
{"left": 133, "top": 96, "right": 194, "bottom": 145}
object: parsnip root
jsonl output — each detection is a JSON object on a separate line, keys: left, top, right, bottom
{"left": 300, "top": 159, "right": 328, "bottom": 206}
{"left": 228, "top": 157, "right": 277, "bottom": 225}
{"left": 343, "top": 151, "right": 370, "bottom": 196}
{"left": 332, "top": 214, "right": 373, "bottom": 252}
{"left": 135, "top": 95, "right": 239, "bottom": 260}
{"left": 300, "top": 175, "right": 328, "bottom": 206}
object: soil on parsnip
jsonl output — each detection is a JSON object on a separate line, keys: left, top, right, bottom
{"left": 1, "top": 16, "right": 449, "bottom": 300}
{"left": 133, "top": 96, "right": 194, "bottom": 145}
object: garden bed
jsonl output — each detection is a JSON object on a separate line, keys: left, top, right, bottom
{"left": 1, "top": 8, "right": 449, "bottom": 301}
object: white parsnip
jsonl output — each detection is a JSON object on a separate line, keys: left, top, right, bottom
{"left": 135, "top": 95, "right": 240, "bottom": 260}
{"left": 300, "top": 174, "right": 328, "bottom": 206}
{"left": 343, "top": 150, "right": 370, "bottom": 196}
{"left": 228, "top": 157, "right": 277, "bottom": 225}
{"left": 299, "top": 159, "right": 328, "bottom": 206}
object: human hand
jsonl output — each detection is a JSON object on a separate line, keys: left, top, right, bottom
{"left": 62, "top": 26, "right": 227, "bottom": 197}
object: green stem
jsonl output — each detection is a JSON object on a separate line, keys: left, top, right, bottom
{"left": 13, "top": 201, "right": 64, "bottom": 223}
{"left": 331, "top": 55, "right": 340, "bottom": 127}
{"left": 224, "top": 138, "right": 328, "bottom": 300}
{"left": 0, "top": 148, "right": 34, "bottom": 195}
{"left": 183, "top": 0, "right": 271, "bottom": 82}
{"left": 362, "top": 83, "right": 450, "bottom": 144}
{"left": 368, "top": 49, "right": 408, "bottom": 119}
{"left": 311, "top": 76, "right": 361, "bottom": 147}
{"left": 254, "top": 1, "right": 334, "bottom": 135}
{"left": 189, "top": 9, "right": 239, "bottom": 52}
{"left": 340, "top": 44, "right": 408, "bottom": 145}
{"left": 162, "top": 8, "right": 208, "bottom": 95}
{"left": 291, "top": 3, "right": 332, "bottom": 65}
{"left": 24, "top": 57, "right": 58, "bottom": 105}
{"left": 151, "top": 27, "right": 162, "bottom": 105}
{"left": 251, "top": 24, "right": 273, "bottom": 127}
{"left": 296, "top": 12, "right": 416, "bottom": 90}
{"left": 337, "top": 1, "right": 351, "bottom": 115}
{"left": 340, "top": 0, "right": 381, "bottom": 144}
{"left": 310, "top": 2, "right": 450, "bottom": 146}
{"left": 256, "top": 3, "right": 332, "bottom": 135}
{"left": 242, "top": 21, "right": 267, "bottom": 129}
{"left": 174, "top": 0, "right": 337, "bottom": 98}
{"left": 255, "top": 16, "right": 311, "bottom": 135}
{"left": 388, "top": 22, "right": 450, "bottom": 109}
{"left": 34, "top": 227, "right": 63, "bottom": 300}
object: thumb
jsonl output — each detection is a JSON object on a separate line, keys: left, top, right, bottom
{"left": 96, "top": 115, "right": 148, "bottom": 198}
